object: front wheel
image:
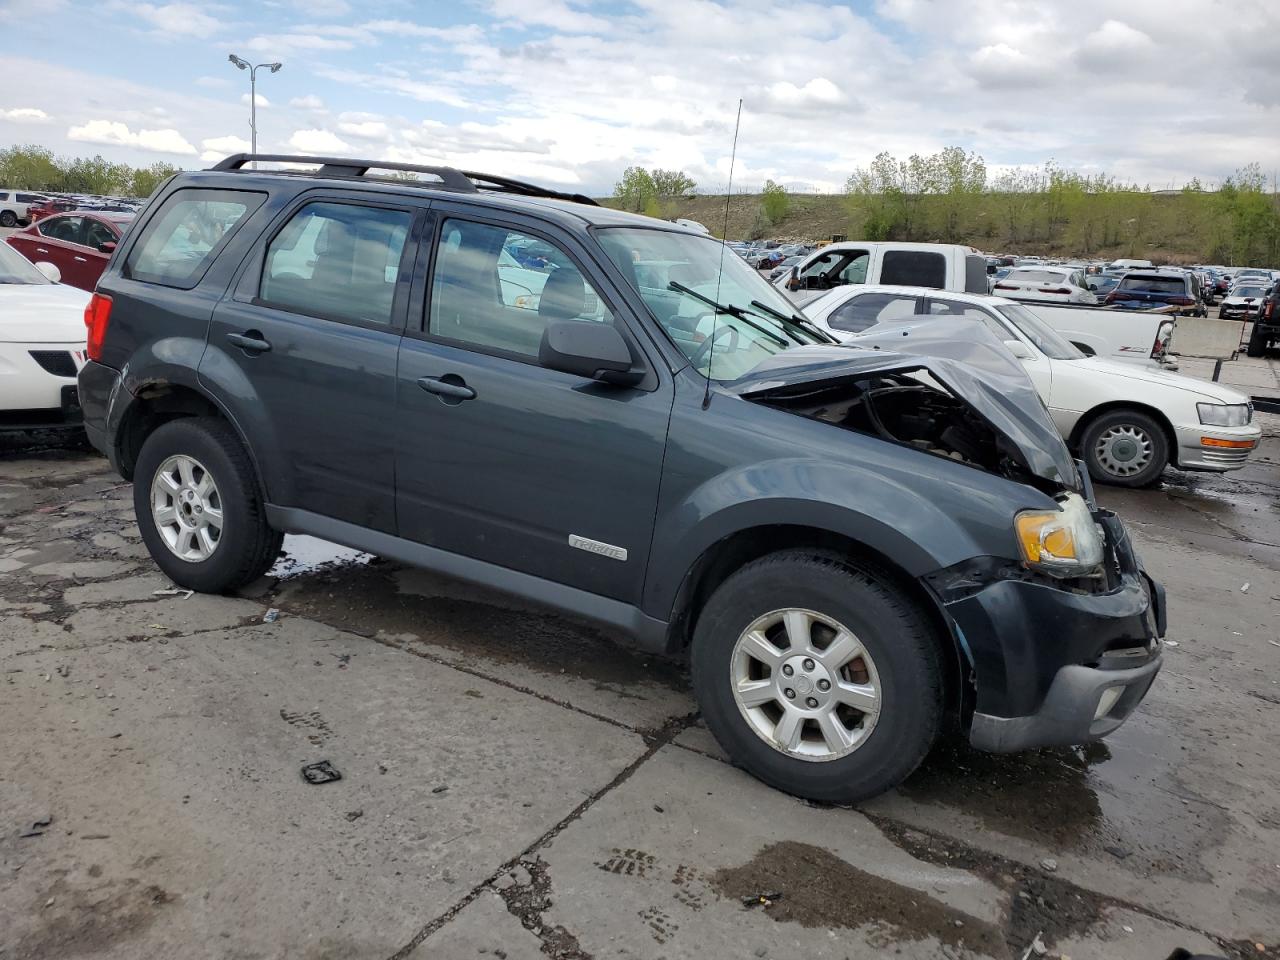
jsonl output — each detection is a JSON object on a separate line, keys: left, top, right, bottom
{"left": 690, "top": 551, "right": 943, "bottom": 803}
{"left": 1246, "top": 326, "right": 1267, "bottom": 358}
{"left": 0, "top": 210, "right": 17, "bottom": 228}
{"left": 134, "top": 417, "right": 282, "bottom": 593}
{"left": 1081, "top": 409, "right": 1169, "bottom": 487}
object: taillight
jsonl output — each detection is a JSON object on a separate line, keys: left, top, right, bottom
{"left": 1265, "top": 301, "right": 1275, "bottom": 320}
{"left": 1170, "top": 296, "right": 1194, "bottom": 306}
{"left": 84, "top": 292, "right": 112, "bottom": 362}
{"left": 1104, "top": 292, "right": 1118, "bottom": 304}
{"left": 1038, "top": 287, "right": 1072, "bottom": 295}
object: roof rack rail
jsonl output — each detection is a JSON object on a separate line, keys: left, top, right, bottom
{"left": 211, "top": 153, "right": 477, "bottom": 192}
{"left": 210, "top": 154, "right": 598, "bottom": 206}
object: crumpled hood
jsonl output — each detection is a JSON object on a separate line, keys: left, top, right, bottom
{"left": 0, "top": 283, "right": 91, "bottom": 343}
{"left": 729, "top": 320, "right": 1081, "bottom": 490}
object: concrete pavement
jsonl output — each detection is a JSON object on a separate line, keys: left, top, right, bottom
{"left": 2, "top": 422, "right": 1278, "bottom": 960}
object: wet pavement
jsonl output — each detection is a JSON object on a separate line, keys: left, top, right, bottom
{"left": 2, "top": 417, "right": 1278, "bottom": 960}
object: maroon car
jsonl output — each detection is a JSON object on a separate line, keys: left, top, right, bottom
{"left": 5, "top": 211, "right": 133, "bottom": 291}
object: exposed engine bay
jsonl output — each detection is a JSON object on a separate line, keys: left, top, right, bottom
{"left": 751, "top": 370, "right": 1049, "bottom": 489}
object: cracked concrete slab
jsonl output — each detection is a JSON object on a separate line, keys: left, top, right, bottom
{"left": 1, "top": 615, "right": 646, "bottom": 959}
{"left": 407, "top": 891, "right": 546, "bottom": 960}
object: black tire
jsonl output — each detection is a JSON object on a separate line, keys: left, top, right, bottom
{"left": 1081, "top": 408, "right": 1169, "bottom": 488}
{"left": 133, "top": 417, "right": 282, "bottom": 593}
{"left": 690, "top": 551, "right": 943, "bottom": 804}
{"left": 1218, "top": 309, "right": 1231, "bottom": 320}
{"left": 1246, "top": 327, "right": 1266, "bottom": 358}
{"left": 0, "top": 210, "right": 16, "bottom": 228}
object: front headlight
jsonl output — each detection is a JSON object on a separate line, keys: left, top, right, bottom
{"left": 1014, "top": 493, "right": 1104, "bottom": 577}
{"left": 1197, "top": 402, "right": 1251, "bottom": 426}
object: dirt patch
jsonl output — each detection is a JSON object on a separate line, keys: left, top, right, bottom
{"left": 709, "top": 840, "right": 1007, "bottom": 957}
{"left": 494, "top": 856, "right": 593, "bottom": 959}
{"left": 11, "top": 874, "right": 173, "bottom": 960}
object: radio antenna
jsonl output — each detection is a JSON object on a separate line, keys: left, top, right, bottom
{"left": 703, "top": 97, "right": 743, "bottom": 410}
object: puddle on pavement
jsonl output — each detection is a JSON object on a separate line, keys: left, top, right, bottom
{"left": 270, "top": 535, "right": 372, "bottom": 579}
{"left": 267, "top": 543, "right": 687, "bottom": 692}
{"left": 709, "top": 840, "right": 1006, "bottom": 955}
{"left": 894, "top": 714, "right": 1226, "bottom": 880}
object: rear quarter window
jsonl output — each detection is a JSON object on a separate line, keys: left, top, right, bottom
{"left": 881, "top": 250, "right": 946, "bottom": 289}
{"left": 125, "top": 188, "right": 265, "bottom": 289}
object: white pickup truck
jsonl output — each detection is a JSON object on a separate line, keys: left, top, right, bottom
{"left": 778, "top": 240, "right": 1175, "bottom": 368}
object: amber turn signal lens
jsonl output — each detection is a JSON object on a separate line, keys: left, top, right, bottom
{"left": 1199, "top": 437, "right": 1256, "bottom": 449}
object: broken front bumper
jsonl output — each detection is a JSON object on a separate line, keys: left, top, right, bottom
{"left": 930, "top": 513, "right": 1165, "bottom": 753}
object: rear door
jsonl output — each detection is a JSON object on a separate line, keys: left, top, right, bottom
{"left": 24, "top": 215, "right": 84, "bottom": 286}
{"left": 77, "top": 217, "right": 118, "bottom": 289}
{"left": 204, "top": 192, "right": 423, "bottom": 532}
{"left": 394, "top": 205, "right": 673, "bottom": 603}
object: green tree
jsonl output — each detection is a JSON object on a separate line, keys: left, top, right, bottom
{"left": 0, "top": 145, "right": 62, "bottom": 191}
{"left": 650, "top": 169, "right": 696, "bottom": 198}
{"left": 613, "top": 166, "right": 657, "bottom": 212}
{"left": 130, "top": 162, "right": 181, "bottom": 199}
{"left": 760, "top": 179, "right": 789, "bottom": 225}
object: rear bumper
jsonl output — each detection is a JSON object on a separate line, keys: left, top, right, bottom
{"left": 77, "top": 359, "right": 122, "bottom": 466}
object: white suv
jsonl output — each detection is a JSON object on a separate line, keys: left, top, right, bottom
{"left": 0, "top": 190, "right": 47, "bottom": 228}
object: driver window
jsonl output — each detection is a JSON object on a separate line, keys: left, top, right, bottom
{"left": 794, "top": 249, "right": 868, "bottom": 291}
{"left": 827, "top": 292, "right": 918, "bottom": 332}
{"left": 83, "top": 220, "right": 116, "bottom": 250}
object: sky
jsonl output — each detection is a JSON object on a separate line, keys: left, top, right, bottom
{"left": 1, "top": 0, "right": 1278, "bottom": 195}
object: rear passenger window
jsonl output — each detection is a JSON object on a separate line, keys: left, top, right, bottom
{"left": 881, "top": 251, "right": 946, "bottom": 288}
{"left": 127, "top": 189, "right": 262, "bottom": 288}
{"left": 261, "top": 202, "right": 411, "bottom": 326}
{"left": 429, "top": 219, "right": 613, "bottom": 358}
{"left": 827, "top": 292, "right": 917, "bottom": 332}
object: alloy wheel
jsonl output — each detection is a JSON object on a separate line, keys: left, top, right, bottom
{"left": 150, "top": 454, "right": 223, "bottom": 562}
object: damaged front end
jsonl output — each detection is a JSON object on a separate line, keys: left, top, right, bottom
{"left": 726, "top": 325, "right": 1163, "bottom": 752}
{"left": 728, "top": 325, "right": 1079, "bottom": 494}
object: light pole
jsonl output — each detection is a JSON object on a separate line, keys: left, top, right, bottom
{"left": 228, "top": 54, "right": 282, "bottom": 162}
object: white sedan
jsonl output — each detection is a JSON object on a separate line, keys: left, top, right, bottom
{"left": 0, "top": 244, "right": 91, "bottom": 430}
{"left": 805, "top": 286, "right": 1261, "bottom": 486}
{"left": 992, "top": 265, "right": 1097, "bottom": 305}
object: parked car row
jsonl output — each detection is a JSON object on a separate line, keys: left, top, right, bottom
{"left": 0, "top": 189, "right": 144, "bottom": 228}
{"left": 3, "top": 210, "right": 134, "bottom": 291}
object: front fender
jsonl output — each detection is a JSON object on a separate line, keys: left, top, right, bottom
{"left": 641, "top": 456, "right": 1038, "bottom": 621}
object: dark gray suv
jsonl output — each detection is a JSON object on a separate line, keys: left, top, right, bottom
{"left": 78, "top": 154, "right": 1165, "bottom": 802}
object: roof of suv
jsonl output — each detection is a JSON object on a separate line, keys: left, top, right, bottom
{"left": 190, "top": 153, "right": 699, "bottom": 235}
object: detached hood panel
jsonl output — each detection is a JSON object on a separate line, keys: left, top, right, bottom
{"left": 729, "top": 322, "right": 1080, "bottom": 490}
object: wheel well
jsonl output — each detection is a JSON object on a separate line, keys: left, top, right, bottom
{"left": 667, "top": 524, "right": 968, "bottom": 717}
{"left": 115, "top": 384, "right": 223, "bottom": 480}
{"left": 1069, "top": 401, "right": 1178, "bottom": 463}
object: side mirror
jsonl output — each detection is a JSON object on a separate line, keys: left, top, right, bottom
{"left": 539, "top": 321, "right": 642, "bottom": 386}
{"left": 1003, "top": 339, "right": 1034, "bottom": 360}
{"left": 35, "top": 261, "right": 61, "bottom": 283}
{"left": 98, "top": 241, "right": 117, "bottom": 254}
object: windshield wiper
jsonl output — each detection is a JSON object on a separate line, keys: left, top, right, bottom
{"left": 667, "top": 281, "right": 787, "bottom": 347}
{"left": 748, "top": 299, "right": 834, "bottom": 344}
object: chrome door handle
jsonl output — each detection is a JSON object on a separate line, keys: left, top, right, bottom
{"left": 36, "top": 247, "right": 49, "bottom": 254}
{"left": 73, "top": 256, "right": 87, "bottom": 262}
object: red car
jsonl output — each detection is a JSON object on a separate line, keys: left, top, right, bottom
{"left": 25, "top": 197, "right": 77, "bottom": 223}
{"left": 5, "top": 211, "right": 133, "bottom": 291}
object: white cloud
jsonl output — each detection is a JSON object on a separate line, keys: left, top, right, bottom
{"left": 133, "top": 3, "right": 221, "bottom": 36}
{"left": 288, "top": 128, "right": 352, "bottom": 153}
{"left": 0, "top": 107, "right": 51, "bottom": 123}
{"left": 195, "top": 75, "right": 229, "bottom": 89}
{"left": 67, "top": 119, "right": 197, "bottom": 155}
{"left": 302, "top": 0, "right": 349, "bottom": 15}
{"left": 240, "top": 93, "right": 271, "bottom": 108}
{"left": 201, "top": 134, "right": 251, "bottom": 154}
{"left": 487, "top": 0, "right": 610, "bottom": 33}
{"left": 289, "top": 95, "right": 326, "bottom": 110}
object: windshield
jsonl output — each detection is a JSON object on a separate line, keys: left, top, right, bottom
{"left": 596, "top": 227, "right": 825, "bottom": 380}
{"left": 0, "top": 242, "right": 51, "bottom": 284}
{"left": 1008, "top": 269, "right": 1069, "bottom": 284}
{"left": 1119, "top": 275, "right": 1185, "bottom": 294}
{"left": 995, "top": 302, "right": 1085, "bottom": 360}
{"left": 1234, "top": 287, "right": 1265, "bottom": 298}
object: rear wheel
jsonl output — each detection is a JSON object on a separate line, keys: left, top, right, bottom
{"left": 1082, "top": 408, "right": 1169, "bottom": 487}
{"left": 0, "top": 210, "right": 16, "bottom": 228}
{"left": 690, "top": 551, "right": 943, "bottom": 803}
{"left": 134, "top": 417, "right": 282, "bottom": 593}
{"left": 1246, "top": 326, "right": 1267, "bottom": 358}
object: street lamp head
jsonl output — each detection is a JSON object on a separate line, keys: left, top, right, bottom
{"left": 228, "top": 54, "right": 249, "bottom": 69}
{"left": 267, "top": 62, "right": 283, "bottom": 73}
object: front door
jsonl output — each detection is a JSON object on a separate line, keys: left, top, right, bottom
{"left": 19, "top": 215, "right": 85, "bottom": 288}
{"left": 395, "top": 209, "right": 673, "bottom": 603}
{"left": 204, "top": 193, "right": 421, "bottom": 532}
